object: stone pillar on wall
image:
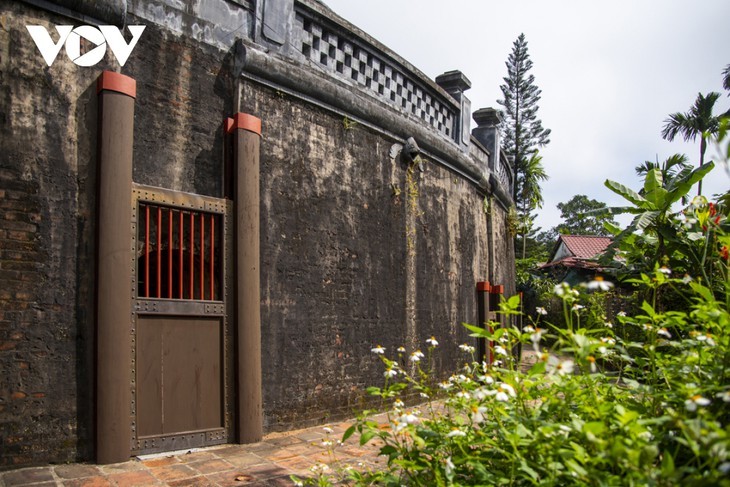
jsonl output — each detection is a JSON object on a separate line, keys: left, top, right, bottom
{"left": 471, "top": 107, "right": 502, "bottom": 173}
{"left": 255, "top": 0, "right": 294, "bottom": 50}
{"left": 230, "top": 113, "right": 263, "bottom": 443}
{"left": 95, "top": 71, "right": 136, "bottom": 464}
{"left": 435, "top": 70, "right": 472, "bottom": 150}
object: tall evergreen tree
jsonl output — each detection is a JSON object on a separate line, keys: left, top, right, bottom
{"left": 497, "top": 33, "right": 551, "bottom": 205}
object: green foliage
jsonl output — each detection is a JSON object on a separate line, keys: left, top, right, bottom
{"left": 516, "top": 153, "right": 549, "bottom": 259}
{"left": 554, "top": 194, "right": 617, "bottom": 236}
{"left": 295, "top": 266, "right": 730, "bottom": 485}
{"left": 293, "top": 119, "right": 730, "bottom": 487}
{"left": 602, "top": 153, "right": 719, "bottom": 280}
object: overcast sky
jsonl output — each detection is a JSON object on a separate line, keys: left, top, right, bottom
{"left": 323, "top": 0, "right": 730, "bottom": 230}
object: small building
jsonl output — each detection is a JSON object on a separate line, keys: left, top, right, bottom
{"left": 540, "top": 235, "right": 612, "bottom": 286}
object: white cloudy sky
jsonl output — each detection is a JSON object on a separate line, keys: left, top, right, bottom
{"left": 323, "top": 0, "right": 730, "bottom": 230}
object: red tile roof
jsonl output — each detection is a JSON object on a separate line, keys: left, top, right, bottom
{"left": 559, "top": 235, "right": 612, "bottom": 259}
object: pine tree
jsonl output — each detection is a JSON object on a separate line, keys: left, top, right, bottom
{"left": 497, "top": 34, "right": 551, "bottom": 257}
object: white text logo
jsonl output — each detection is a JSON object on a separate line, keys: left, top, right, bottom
{"left": 26, "top": 25, "right": 146, "bottom": 67}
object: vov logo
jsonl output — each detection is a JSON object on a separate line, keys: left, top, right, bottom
{"left": 26, "top": 25, "right": 146, "bottom": 67}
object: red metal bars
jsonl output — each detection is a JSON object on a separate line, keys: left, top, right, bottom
{"left": 189, "top": 212, "right": 194, "bottom": 300}
{"left": 179, "top": 211, "right": 183, "bottom": 299}
{"left": 156, "top": 207, "right": 162, "bottom": 298}
{"left": 200, "top": 213, "right": 205, "bottom": 300}
{"left": 138, "top": 202, "right": 220, "bottom": 301}
{"left": 168, "top": 209, "right": 173, "bottom": 299}
{"left": 210, "top": 217, "right": 214, "bottom": 301}
{"left": 145, "top": 205, "right": 150, "bottom": 298}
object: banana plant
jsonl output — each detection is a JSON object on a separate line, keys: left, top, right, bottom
{"left": 601, "top": 158, "right": 715, "bottom": 272}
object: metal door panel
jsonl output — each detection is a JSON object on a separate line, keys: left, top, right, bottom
{"left": 131, "top": 185, "right": 232, "bottom": 455}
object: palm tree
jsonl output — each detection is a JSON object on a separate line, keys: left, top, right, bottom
{"left": 517, "top": 152, "right": 548, "bottom": 259}
{"left": 723, "top": 64, "right": 730, "bottom": 93}
{"left": 661, "top": 92, "right": 722, "bottom": 195}
{"left": 635, "top": 153, "right": 690, "bottom": 180}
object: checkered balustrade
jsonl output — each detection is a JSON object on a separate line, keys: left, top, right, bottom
{"left": 497, "top": 156, "right": 513, "bottom": 195}
{"left": 294, "top": 11, "right": 457, "bottom": 141}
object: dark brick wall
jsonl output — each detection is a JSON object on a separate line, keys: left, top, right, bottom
{"left": 241, "top": 82, "right": 491, "bottom": 429}
{"left": 0, "top": 2, "right": 103, "bottom": 467}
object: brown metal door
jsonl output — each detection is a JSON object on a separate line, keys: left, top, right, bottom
{"left": 131, "top": 185, "right": 233, "bottom": 455}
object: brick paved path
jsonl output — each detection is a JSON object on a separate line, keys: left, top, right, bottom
{"left": 0, "top": 413, "right": 390, "bottom": 487}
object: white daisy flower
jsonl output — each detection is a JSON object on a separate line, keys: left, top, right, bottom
{"left": 715, "top": 391, "right": 730, "bottom": 403}
{"left": 396, "top": 346, "right": 406, "bottom": 353}
{"left": 685, "top": 394, "right": 710, "bottom": 412}
{"left": 409, "top": 350, "right": 425, "bottom": 362}
{"left": 384, "top": 368, "right": 398, "bottom": 378}
{"left": 371, "top": 345, "right": 385, "bottom": 354}
{"left": 459, "top": 343, "right": 475, "bottom": 353}
{"left": 658, "top": 266, "right": 672, "bottom": 276}
{"left": 470, "top": 404, "right": 488, "bottom": 423}
{"left": 536, "top": 307, "right": 548, "bottom": 316}
{"left": 657, "top": 327, "right": 672, "bottom": 339}
{"left": 494, "top": 382, "right": 516, "bottom": 402}
{"left": 446, "top": 428, "right": 467, "bottom": 438}
{"left": 554, "top": 283, "right": 568, "bottom": 297}
{"left": 584, "top": 277, "right": 614, "bottom": 291}
{"left": 494, "top": 345, "right": 508, "bottom": 356}
{"left": 445, "top": 457, "right": 455, "bottom": 477}
{"left": 547, "top": 356, "right": 574, "bottom": 376}
{"left": 695, "top": 333, "right": 716, "bottom": 346}
{"left": 426, "top": 336, "right": 439, "bottom": 347}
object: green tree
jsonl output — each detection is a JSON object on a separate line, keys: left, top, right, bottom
{"left": 661, "top": 92, "right": 723, "bottom": 195}
{"left": 604, "top": 155, "right": 715, "bottom": 273}
{"left": 516, "top": 152, "right": 549, "bottom": 259}
{"left": 497, "top": 33, "right": 551, "bottom": 205}
{"left": 634, "top": 153, "right": 690, "bottom": 179}
{"left": 554, "top": 194, "right": 617, "bottom": 236}
{"left": 723, "top": 64, "right": 730, "bottom": 93}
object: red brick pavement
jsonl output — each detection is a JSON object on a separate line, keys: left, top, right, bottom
{"left": 0, "top": 413, "right": 390, "bottom": 487}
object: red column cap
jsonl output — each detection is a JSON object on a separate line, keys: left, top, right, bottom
{"left": 228, "top": 113, "right": 261, "bottom": 135}
{"left": 476, "top": 281, "right": 490, "bottom": 292}
{"left": 96, "top": 71, "right": 136, "bottom": 98}
{"left": 490, "top": 285, "right": 504, "bottom": 294}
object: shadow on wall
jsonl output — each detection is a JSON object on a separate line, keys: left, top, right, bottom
{"left": 193, "top": 40, "right": 248, "bottom": 197}
{"left": 74, "top": 80, "right": 99, "bottom": 462}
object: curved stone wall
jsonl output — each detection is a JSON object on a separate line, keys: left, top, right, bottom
{"left": 0, "top": 0, "right": 515, "bottom": 467}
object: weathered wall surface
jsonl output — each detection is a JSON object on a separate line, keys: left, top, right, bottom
{"left": 242, "top": 81, "right": 491, "bottom": 429}
{"left": 0, "top": 0, "right": 515, "bottom": 468}
{"left": 0, "top": 1, "right": 104, "bottom": 467}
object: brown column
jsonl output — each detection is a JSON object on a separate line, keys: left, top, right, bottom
{"left": 476, "top": 281, "right": 490, "bottom": 363}
{"left": 95, "top": 71, "right": 136, "bottom": 464}
{"left": 231, "top": 112, "right": 263, "bottom": 443}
